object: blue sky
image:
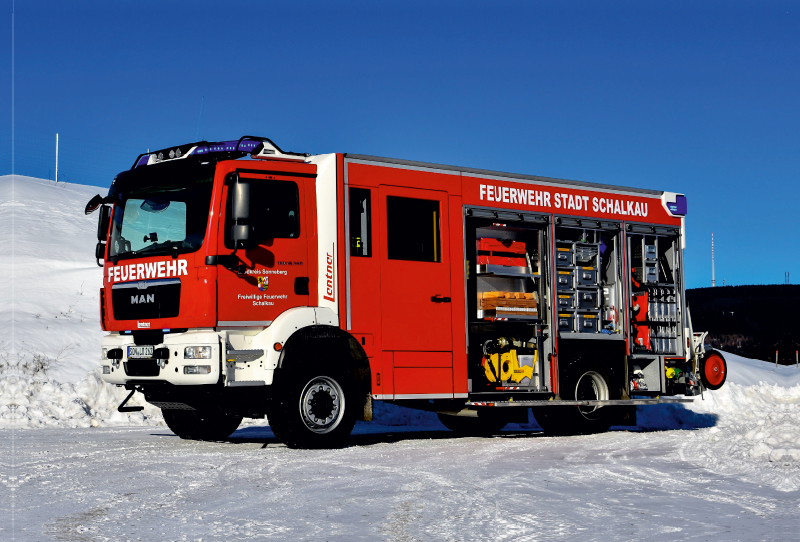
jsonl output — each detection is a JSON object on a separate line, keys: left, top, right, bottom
{"left": 2, "top": 0, "right": 798, "bottom": 288}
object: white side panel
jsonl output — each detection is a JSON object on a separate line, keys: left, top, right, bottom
{"left": 308, "top": 154, "right": 339, "bottom": 320}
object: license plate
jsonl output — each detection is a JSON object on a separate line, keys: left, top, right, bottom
{"left": 127, "top": 346, "right": 154, "bottom": 359}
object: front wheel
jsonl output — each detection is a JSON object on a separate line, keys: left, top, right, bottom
{"left": 162, "top": 409, "right": 243, "bottom": 441}
{"left": 268, "top": 369, "right": 357, "bottom": 449}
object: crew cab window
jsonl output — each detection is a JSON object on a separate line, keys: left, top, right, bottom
{"left": 349, "top": 188, "right": 371, "bottom": 257}
{"left": 386, "top": 196, "right": 440, "bottom": 262}
{"left": 224, "top": 178, "right": 300, "bottom": 248}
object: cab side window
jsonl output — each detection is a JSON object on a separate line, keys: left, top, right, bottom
{"left": 349, "top": 188, "right": 372, "bottom": 257}
{"left": 224, "top": 178, "right": 300, "bottom": 248}
{"left": 386, "top": 196, "right": 440, "bottom": 262}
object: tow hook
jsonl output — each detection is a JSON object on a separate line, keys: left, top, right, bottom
{"left": 118, "top": 389, "right": 144, "bottom": 413}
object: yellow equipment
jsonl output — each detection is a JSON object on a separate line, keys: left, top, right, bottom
{"left": 483, "top": 349, "right": 536, "bottom": 383}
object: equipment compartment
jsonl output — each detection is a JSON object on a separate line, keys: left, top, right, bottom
{"left": 465, "top": 209, "right": 551, "bottom": 394}
{"left": 555, "top": 218, "right": 623, "bottom": 338}
{"left": 627, "top": 228, "right": 683, "bottom": 356}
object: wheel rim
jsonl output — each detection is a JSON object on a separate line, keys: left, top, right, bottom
{"left": 299, "top": 376, "right": 345, "bottom": 434}
{"left": 703, "top": 353, "right": 726, "bottom": 387}
{"left": 574, "top": 371, "right": 609, "bottom": 419}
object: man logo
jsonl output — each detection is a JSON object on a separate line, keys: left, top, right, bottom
{"left": 131, "top": 294, "right": 155, "bottom": 304}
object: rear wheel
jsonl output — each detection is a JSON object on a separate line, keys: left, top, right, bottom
{"left": 700, "top": 351, "right": 727, "bottom": 390}
{"left": 437, "top": 413, "right": 507, "bottom": 436}
{"left": 162, "top": 409, "right": 243, "bottom": 441}
{"left": 268, "top": 366, "right": 358, "bottom": 449}
{"left": 534, "top": 370, "right": 612, "bottom": 436}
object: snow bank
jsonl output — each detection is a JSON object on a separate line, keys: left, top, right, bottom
{"left": 0, "top": 370, "right": 164, "bottom": 429}
{"left": 1, "top": 175, "right": 107, "bottom": 383}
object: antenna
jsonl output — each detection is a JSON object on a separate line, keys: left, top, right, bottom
{"left": 55, "top": 133, "right": 59, "bottom": 183}
{"left": 711, "top": 232, "right": 716, "bottom": 287}
{"left": 195, "top": 96, "right": 204, "bottom": 141}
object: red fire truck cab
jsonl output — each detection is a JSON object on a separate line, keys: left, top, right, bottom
{"left": 86, "top": 136, "right": 726, "bottom": 448}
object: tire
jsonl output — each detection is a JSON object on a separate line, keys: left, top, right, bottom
{"left": 162, "top": 409, "right": 243, "bottom": 441}
{"left": 533, "top": 370, "right": 612, "bottom": 436}
{"left": 700, "top": 351, "right": 727, "bottom": 391}
{"left": 268, "top": 365, "right": 358, "bottom": 449}
{"left": 437, "top": 413, "right": 507, "bottom": 436}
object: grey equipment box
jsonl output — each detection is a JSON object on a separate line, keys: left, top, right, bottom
{"left": 556, "top": 270, "right": 574, "bottom": 290}
{"left": 556, "top": 247, "right": 573, "bottom": 267}
{"left": 577, "top": 267, "right": 597, "bottom": 286}
{"left": 557, "top": 292, "right": 575, "bottom": 309}
{"left": 557, "top": 313, "right": 575, "bottom": 332}
{"left": 577, "top": 312, "right": 599, "bottom": 333}
{"left": 577, "top": 289, "right": 598, "bottom": 309}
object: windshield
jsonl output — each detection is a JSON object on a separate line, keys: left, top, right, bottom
{"left": 108, "top": 165, "right": 215, "bottom": 260}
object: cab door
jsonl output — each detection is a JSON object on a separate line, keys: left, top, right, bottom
{"left": 216, "top": 172, "right": 311, "bottom": 326}
{"left": 378, "top": 185, "right": 453, "bottom": 396}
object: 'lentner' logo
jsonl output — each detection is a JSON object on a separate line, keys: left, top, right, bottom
{"left": 323, "top": 245, "right": 335, "bottom": 302}
{"left": 137, "top": 321, "right": 151, "bottom": 329}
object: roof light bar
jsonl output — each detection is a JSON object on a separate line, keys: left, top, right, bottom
{"left": 131, "top": 136, "right": 308, "bottom": 169}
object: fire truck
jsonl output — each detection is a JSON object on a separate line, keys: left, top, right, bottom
{"left": 86, "top": 136, "right": 727, "bottom": 448}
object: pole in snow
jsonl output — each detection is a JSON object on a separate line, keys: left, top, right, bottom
{"left": 775, "top": 350, "right": 778, "bottom": 369}
{"left": 796, "top": 350, "right": 798, "bottom": 369}
{"left": 55, "top": 133, "right": 59, "bottom": 183}
{"left": 711, "top": 233, "right": 716, "bottom": 287}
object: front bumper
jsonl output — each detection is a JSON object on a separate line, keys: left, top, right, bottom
{"left": 100, "top": 329, "right": 221, "bottom": 386}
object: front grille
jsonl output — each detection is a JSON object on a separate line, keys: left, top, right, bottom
{"left": 124, "top": 360, "right": 160, "bottom": 377}
{"left": 112, "top": 279, "right": 181, "bottom": 321}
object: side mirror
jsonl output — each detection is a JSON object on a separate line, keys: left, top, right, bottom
{"left": 95, "top": 242, "right": 106, "bottom": 260}
{"left": 97, "top": 205, "right": 111, "bottom": 242}
{"left": 85, "top": 194, "right": 104, "bottom": 215}
{"left": 230, "top": 175, "right": 254, "bottom": 249}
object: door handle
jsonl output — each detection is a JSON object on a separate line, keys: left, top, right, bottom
{"left": 431, "top": 295, "right": 451, "bottom": 303}
{"left": 207, "top": 254, "right": 247, "bottom": 274}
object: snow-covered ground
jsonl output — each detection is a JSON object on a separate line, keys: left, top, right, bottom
{"left": 1, "top": 177, "right": 799, "bottom": 540}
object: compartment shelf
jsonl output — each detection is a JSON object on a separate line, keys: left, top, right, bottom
{"left": 476, "top": 264, "right": 538, "bottom": 278}
{"left": 558, "top": 332, "right": 624, "bottom": 340}
{"left": 477, "top": 309, "right": 540, "bottom": 321}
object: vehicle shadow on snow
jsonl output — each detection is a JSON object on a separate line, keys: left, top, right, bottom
{"left": 222, "top": 425, "right": 548, "bottom": 447}
{"left": 151, "top": 403, "right": 719, "bottom": 446}
{"left": 627, "top": 403, "right": 719, "bottom": 432}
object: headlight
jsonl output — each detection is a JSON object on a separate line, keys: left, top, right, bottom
{"left": 101, "top": 348, "right": 108, "bottom": 360}
{"left": 184, "top": 365, "right": 211, "bottom": 374}
{"left": 184, "top": 346, "right": 212, "bottom": 359}
{"left": 102, "top": 366, "right": 111, "bottom": 374}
